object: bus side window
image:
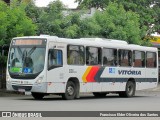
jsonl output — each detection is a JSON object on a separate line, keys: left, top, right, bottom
{"left": 48, "top": 49, "right": 63, "bottom": 69}
{"left": 86, "top": 46, "right": 101, "bottom": 65}
{"left": 67, "top": 45, "right": 85, "bottom": 65}
{"left": 133, "top": 51, "right": 145, "bottom": 67}
{"left": 118, "top": 49, "right": 132, "bottom": 67}
{"left": 146, "top": 52, "right": 157, "bottom": 68}
{"left": 128, "top": 50, "right": 132, "bottom": 66}
{"left": 103, "top": 48, "right": 117, "bottom": 66}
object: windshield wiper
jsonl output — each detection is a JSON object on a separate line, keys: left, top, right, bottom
{"left": 28, "top": 46, "right": 36, "bottom": 56}
{"left": 17, "top": 46, "right": 22, "bottom": 57}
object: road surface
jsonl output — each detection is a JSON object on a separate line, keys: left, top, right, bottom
{"left": 0, "top": 90, "right": 160, "bottom": 120}
{"left": 0, "top": 91, "right": 160, "bottom": 111}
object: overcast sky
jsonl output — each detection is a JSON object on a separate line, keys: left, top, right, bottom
{"left": 35, "top": 0, "right": 78, "bottom": 8}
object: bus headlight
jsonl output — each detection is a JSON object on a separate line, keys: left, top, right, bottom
{"left": 36, "top": 76, "right": 44, "bottom": 84}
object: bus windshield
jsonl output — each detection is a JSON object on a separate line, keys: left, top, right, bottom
{"left": 8, "top": 39, "right": 46, "bottom": 79}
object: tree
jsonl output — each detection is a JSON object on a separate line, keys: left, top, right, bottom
{"left": 34, "top": 1, "right": 141, "bottom": 43}
{"left": 75, "top": 0, "right": 108, "bottom": 9}
{"left": 76, "top": 0, "right": 160, "bottom": 44}
{"left": 0, "top": 0, "right": 37, "bottom": 66}
{"left": 64, "top": 2, "right": 141, "bottom": 43}
{"left": 25, "top": 0, "right": 41, "bottom": 24}
{"left": 0, "top": 0, "right": 37, "bottom": 46}
{"left": 36, "top": 1, "right": 99, "bottom": 39}
{"left": 153, "top": 1, "right": 160, "bottom": 34}
{"left": 114, "top": 0, "right": 159, "bottom": 37}
{"left": 79, "top": 16, "right": 101, "bottom": 38}
{"left": 36, "top": 0, "right": 64, "bottom": 36}
{"left": 0, "top": 1, "right": 8, "bottom": 46}
{"left": 93, "top": 2, "right": 141, "bottom": 44}
{"left": 62, "top": 13, "right": 81, "bottom": 38}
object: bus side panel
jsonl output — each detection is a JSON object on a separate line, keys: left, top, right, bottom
{"left": 32, "top": 82, "right": 48, "bottom": 93}
{"left": 80, "top": 83, "right": 92, "bottom": 92}
{"left": 101, "top": 82, "right": 126, "bottom": 92}
{"left": 136, "top": 82, "right": 157, "bottom": 90}
{"left": 80, "top": 82, "right": 126, "bottom": 93}
{"left": 46, "top": 82, "right": 65, "bottom": 93}
{"left": 46, "top": 42, "right": 67, "bottom": 93}
{"left": 136, "top": 67, "right": 158, "bottom": 90}
{"left": 92, "top": 83, "right": 101, "bottom": 92}
{"left": 46, "top": 67, "right": 66, "bottom": 93}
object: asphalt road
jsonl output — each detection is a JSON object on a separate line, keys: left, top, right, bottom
{"left": 0, "top": 91, "right": 160, "bottom": 120}
{"left": 0, "top": 91, "right": 160, "bottom": 111}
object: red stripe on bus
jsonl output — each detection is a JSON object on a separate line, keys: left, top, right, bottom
{"left": 86, "top": 66, "right": 100, "bottom": 82}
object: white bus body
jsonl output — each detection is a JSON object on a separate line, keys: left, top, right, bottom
{"left": 6, "top": 36, "right": 158, "bottom": 100}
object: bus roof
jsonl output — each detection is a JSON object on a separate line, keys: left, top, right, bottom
{"left": 13, "top": 35, "right": 158, "bottom": 52}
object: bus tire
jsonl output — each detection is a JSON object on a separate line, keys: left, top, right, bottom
{"left": 119, "top": 81, "right": 135, "bottom": 98}
{"left": 62, "top": 81, "right": 76, "bottom": 100}
{"left": 31, "top": 92, "right": 45, "bottom": 100}
{"left": 93, "top": 92, "right": 107, "bottom": 98}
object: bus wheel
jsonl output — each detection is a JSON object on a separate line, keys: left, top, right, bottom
{"left": 31, "top": 92, "right": 45, "bottom": 100}
{"left": 93, "top": 92, "right": 107, "bottom": 97}
{"left": 119, "top": 81, "right": 135, "bottom": 98}
{"left": 62, "top": 81, "right": 76, "bottom": 100}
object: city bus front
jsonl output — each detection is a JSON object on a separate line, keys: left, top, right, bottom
{"left": 6, "top": 38, "right": 47, "bottom": 94}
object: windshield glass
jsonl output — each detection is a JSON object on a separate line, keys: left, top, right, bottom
{"left": 8, "top": 39, "right": 46, "bottom": 78}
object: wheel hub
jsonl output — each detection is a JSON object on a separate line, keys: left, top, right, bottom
{"left": 128, "top": 85, "right": 133, "bottom": 95}
{"left": 67, "top": 86, "right": 74, "bottom": 96}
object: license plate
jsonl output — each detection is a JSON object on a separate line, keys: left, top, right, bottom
{"left": 18, "top": 89, "right": 25, "bottom": 92}
{"left": 25, "top": 91, "right": 31, "bottom": 95}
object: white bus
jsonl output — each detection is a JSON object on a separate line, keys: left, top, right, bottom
{"left": 6, "top": 35, "right": 158, "bottom": 100}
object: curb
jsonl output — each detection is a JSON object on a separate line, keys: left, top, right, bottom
{"left": 147, "top": 85, "right": 160, "bottom": 91}
{"left": 139, "top": 84, "right": 160, "bottom": 92}
{"left": 0, "top": 89, "right": 24, "bottom": 97}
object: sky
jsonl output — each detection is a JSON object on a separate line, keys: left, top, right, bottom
{"left": 35, "top": 0, "right": 78, "bottom": 8}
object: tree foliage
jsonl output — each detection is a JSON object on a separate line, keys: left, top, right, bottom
{"left": 25, "top": 0, "right": 41, "bottom": 24}
{"left": 75, "top": 0, "right": 108, "bottom": 9}
{"left": 0, "top": 0, "right": 37, "bottom": 46}
{"left": 75, "top": 0, "right": 160, "bottom": 40}
{"left": 28, "top": 1, "right": 140, "bottom": 44}
{"left": 0, "top": 1, "right": 8, "bottom": 45}
{"left": 36, "top": 0, "right": 64, "bottom": 36}
{"left": 1, "top": 0, "right": 159, "bottom": 45}
{"left": 93, "top": 2, "right": 141, "bottom": 44}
